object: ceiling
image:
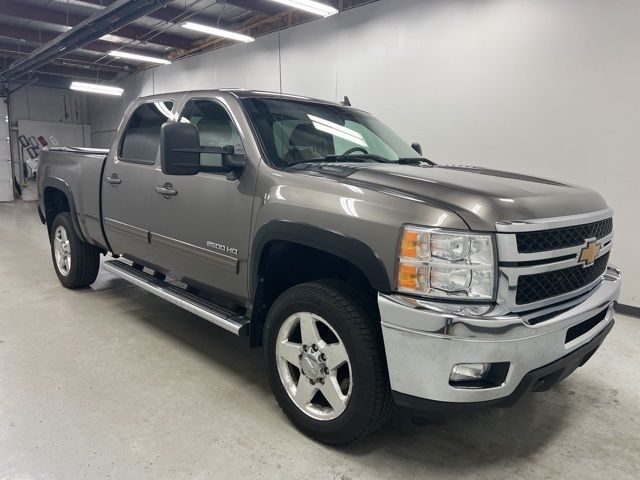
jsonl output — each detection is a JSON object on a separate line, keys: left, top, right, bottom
{"left": 0, "top": 0, "right": 375, "bottom": 90}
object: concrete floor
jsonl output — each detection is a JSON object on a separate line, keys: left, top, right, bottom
{"left": 1, "top": 200, "right": 639, "bottom": 480}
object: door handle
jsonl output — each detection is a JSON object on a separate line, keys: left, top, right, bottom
{"left": 105, "top": 174, "right": 121, "bottom": 185}
{"left": 155, "top": 183, "right": 178, "bottom": 198}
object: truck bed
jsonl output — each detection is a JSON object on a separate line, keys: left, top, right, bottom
{"left": 37, "top": 147, "right": 109, "bottom": 249}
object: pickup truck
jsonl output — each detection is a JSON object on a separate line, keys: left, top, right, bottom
{"left": 37, "top": 89, "right": 621, "bottom": 444}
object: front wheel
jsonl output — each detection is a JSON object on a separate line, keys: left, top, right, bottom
{"left": 50, "top": 212, "right": 100, "bottom": 289}
{"left": 264, "top": 280, "right": 393, "bottom": 444}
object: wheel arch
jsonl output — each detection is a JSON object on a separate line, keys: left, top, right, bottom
{"left": 248, "top": 220, "right": 391, "bottom": 347}
{"left": 42, "top": 177, "right": 87, "bottom": 242}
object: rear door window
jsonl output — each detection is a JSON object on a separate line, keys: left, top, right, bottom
{"left": 119, "top": 101, "right": 174, "bottom": 164}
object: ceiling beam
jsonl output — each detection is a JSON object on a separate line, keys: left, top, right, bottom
{"left": 0, "top": 0, "right": 168, "bottom": 81}
{"left": 1, "top": 56, "right": 117, "bottom": 81}
{"left": 0, "top": 24, "right": 166, "bottom": 58}
{"left": 34, "top": 63, "right": 118, "bottom": 81}
{"left": 0, "top": 40, "right": 130, "bottom": 73}
{"left": 78, "top": 0, "right": 247, "bottom": 26}
{"left": 224, "top": 0, "right": 288, "bottom": 16}
{"left": 0, "top": 0, "right": 193, "bottom": 50}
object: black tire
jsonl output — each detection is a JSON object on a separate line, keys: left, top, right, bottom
{"left": 49, "top": 212, "right": 100, "bottom": 289}
{"left": 264, "top": 280, "right": 393, "bottom": 444}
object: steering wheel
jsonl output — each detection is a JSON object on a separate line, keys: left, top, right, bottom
{"left": 342, "top": 146, "right": 368, "bottom": 156}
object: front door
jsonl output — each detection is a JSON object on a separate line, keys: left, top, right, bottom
{"left": 102, "top": 100, "right": 175, "bottom": 263}
{"left": 149, "top": 97, "right": 254, "bottom": 300}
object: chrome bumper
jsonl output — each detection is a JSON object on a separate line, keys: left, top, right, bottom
{"left": 379, "top": 266, "right": 621, "bottom": 404}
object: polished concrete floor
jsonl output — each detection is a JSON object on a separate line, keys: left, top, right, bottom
{"left": 1, "top": 200, "right": 639, "bottom": 480}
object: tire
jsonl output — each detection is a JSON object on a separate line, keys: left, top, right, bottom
{"left": 50, "top": 212, "right": 100, "bottom": 289}
{"left": 264, "top": 280, "right": 393, "bottom": 444}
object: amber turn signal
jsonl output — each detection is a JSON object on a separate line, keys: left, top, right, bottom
{"left": 398, "top": 263, "right": 417, "bottom": 289}
{"left": 400, "top": 230, "right": 418, "bottom": 258}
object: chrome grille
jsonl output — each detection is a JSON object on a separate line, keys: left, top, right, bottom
{"left": 515, "top": 252, "right": 609, "bottom": 304}
{"left": 496, "top": 209, "right": 614, "bottom": 312}
{"left": 516, "top": 218, "right": 612, "bottom": 253}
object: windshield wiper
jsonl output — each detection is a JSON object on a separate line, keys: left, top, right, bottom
{"left": 324, "top": 154, "right": 395, "bottom": 163}
{"left": 398, "top": 157, "right": 436, "bottom": 165}
{"left": 286, "top": 154, "right": 436, "bottom": 167}
{"left": 287, "top": 154, "right": 393, "bottom": 167}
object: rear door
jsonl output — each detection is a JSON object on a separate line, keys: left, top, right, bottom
{"left": 149, "top": 96, "right": 255, "bottom": 301}
{"left": 102, "top": 99, "right": 175, "bottom": 263}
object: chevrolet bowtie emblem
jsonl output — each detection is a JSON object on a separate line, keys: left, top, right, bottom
{"left": 578, "top": 240, "right": 601, "bottom": 267}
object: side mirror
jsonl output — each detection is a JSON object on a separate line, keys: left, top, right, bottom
{"left": 221, "top": 147, "right": 247, "bottom": 169}
{"left": 411, "top": 142, "right": 423, "bottom": 155}
{"left": 161, "top": 122, "right": 200, "bottom": 176}
{"left": 161, "top": 122, "right": 248, "bottom": 177}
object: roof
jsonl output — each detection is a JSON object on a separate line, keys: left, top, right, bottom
{"left": 138, "top": 89, "right": 344, "bottom": 106}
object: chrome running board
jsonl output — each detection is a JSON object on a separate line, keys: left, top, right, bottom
{"left": 103, "top": 260, "right": 249, "bottom": 336}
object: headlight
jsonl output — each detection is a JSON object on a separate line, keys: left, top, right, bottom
{"left": 397, "top": 226, "right": 496, "bottom": 300}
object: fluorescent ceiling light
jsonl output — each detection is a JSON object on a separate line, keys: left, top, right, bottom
{"left": 55, "top": 0, "right": 103, "bottom": 9}
{"left": 101, "top": 33, "right": 128, "bottom": 43}
{"left": 181, "top": 22, "right": 255, "bottom": 43}
{"left": 70, "top": 81, "right": 123, "bottom": 96}
{"left": 108, "top": 50, "right": 171, "bottom": 65}
{"left": 269, "top": 0, "right": 338, "bottom": 17}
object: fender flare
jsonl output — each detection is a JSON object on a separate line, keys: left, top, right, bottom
{"left": 41, "top": 177, "right": 87, "bottom": 243}
{"left": 250, "top": 220, "right": 392, "bottom": 297}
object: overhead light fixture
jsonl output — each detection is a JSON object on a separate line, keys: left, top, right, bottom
{"left": 54, "top": 0, "right": 103, "bottom": 9}
{"left": 269, "top": 0, "right": 338, "bottom": 17}
{"left": 181, "top": 22, "right": 255, "bottom": 43}
{"left": 101, "top": 33, "right": 128, "bottom": 43}
{"left": 108, "top": 50, "right": 171, "bottom": 65}
{"left": 70, "top": 81, "right": 123, "bottom": 96}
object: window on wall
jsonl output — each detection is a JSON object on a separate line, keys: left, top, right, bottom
{"left": 119, "top": 101, "right": 174, "bottom": 164}
{"left": 180, "top": 99, "right": 242, "bottom": 167}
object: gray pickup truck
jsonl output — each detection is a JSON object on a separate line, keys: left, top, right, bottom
{"left": 38, "top": 89, "right": 621, "bottom": 444}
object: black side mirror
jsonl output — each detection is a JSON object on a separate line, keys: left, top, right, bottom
{"left": 161, "top": 122, "right": 200, "bottom": 176}
{"left": 221, "top": 147, "right": 247, "bottom": 169}
{"left": 161, "top": 122, "right": 248, "bottom": 177}
{"left": 411, "top": 142, "right": 423, "bottom": 155}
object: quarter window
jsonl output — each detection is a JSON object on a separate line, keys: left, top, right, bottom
{"left": 119, "top": 101, "right": 174, "bottom": 164}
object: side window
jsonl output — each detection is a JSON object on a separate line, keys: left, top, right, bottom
{"left": 181, "top": 99, "right": 242, "bottom": 167}
{"left": 119, "top": 101, "right": 174, "bottom": 164}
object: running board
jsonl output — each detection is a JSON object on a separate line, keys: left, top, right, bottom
{"left": 103, "top": 260, "right": 249, "bottom": 336}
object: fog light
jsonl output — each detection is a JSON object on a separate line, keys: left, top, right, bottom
{"left": 450, "top": 363, "right": 491, "bottom": 382}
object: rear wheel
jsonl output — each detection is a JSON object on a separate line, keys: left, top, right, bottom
{"left": 264, "top": 280, "right": 393, "bottom": 444}
{"left": 50, "top": 212, "right": 100, "bottom": 289}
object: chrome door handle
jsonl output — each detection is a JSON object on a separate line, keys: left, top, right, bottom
{"left": 155, "top": 183, "right": 178, "bottom": 198}
{"left": 105, "top": 174, "right": 121, "bottom": 185}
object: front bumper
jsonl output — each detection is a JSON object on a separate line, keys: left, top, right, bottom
{"left": 379, "top": 265, "right": 621, "bottom": 408}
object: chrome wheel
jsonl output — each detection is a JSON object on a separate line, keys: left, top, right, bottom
{"left": 276, "top": 311, "right": 352, "bottom": 421}
{"left": 53, "top": 225, "right": 71, "bottom": 277}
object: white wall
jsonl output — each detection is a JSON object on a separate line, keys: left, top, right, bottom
{"left": 86, "top": 74, "right": 142, "bottom": 148}
{"left": 8, "top": 85, "right": 90, "bottom": 178}
{"left": 90, "top": 0, "right": 639, "bottom": 306}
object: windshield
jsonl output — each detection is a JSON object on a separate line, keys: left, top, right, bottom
{"left": 242, "top": 97, "right": 423, "bottom": 167}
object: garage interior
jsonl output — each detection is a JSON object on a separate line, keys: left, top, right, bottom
{"left": 1, "top": 0, "right": 638, "bottom": 478}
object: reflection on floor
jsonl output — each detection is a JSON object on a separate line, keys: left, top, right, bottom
{"left": 20, "top": 176, "right": 39, "bottom": 201}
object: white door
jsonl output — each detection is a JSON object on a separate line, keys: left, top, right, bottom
{"left": 0, "top": 99, "right": 12, "bottom": 201}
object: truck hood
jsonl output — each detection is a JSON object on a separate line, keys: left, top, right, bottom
{"left": 296, "top": 163, "right": 608, "bottom": 231}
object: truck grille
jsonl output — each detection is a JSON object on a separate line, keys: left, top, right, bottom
{"left": 516, "top": 218, "right": 612, "bottom": 253}
{"left": 515, "top": 252, "right": 609, "bottom": 305}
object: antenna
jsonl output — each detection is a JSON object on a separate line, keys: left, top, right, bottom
{"left": 341, "top": 96, "right": 351, "bottom": 107}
